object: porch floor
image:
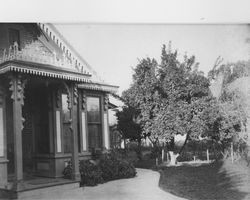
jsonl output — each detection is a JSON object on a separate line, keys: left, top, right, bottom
{"left": 7, "top": 174, "right": 79, "bottom": 192}
{"left": 1, "top": 175, "right": 80, "bottom": 199}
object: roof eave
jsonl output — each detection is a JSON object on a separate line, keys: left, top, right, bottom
{"left": 0, "top": 60, "right": 91, "bottom": 83}
{"left": 78, "top": 82, "right": 119, "bottom": 93}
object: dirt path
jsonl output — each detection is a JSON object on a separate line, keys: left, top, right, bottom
{"left": 29, "top": 168, "right": 186, "bottom": 200}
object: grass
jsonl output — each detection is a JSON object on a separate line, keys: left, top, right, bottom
{"left": 159, "top": 159, "right": 250, "bottom": 200}
{"left": 134, "top": 159, "right": 156, "bottom": 169}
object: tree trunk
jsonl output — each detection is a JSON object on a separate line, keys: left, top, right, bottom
{"left": 206, "top": 149, "right": 210, "bottom": 162}
{"left": 122, "top": 138, "right": 126, "bottom": 149}
{"left": 137, "top": 139, "right": 142, "bottom": 160}
{"left": 178, "top": 133, "right": 189, "bottom": 155}
{"left": 169, "top": 151, "right": 179, "bottom": 165}
{"left": 231, "top": 142, "right": 234, "bottom": 163}
{"left": 221, "top": 150, "right": 229, "bottom": 160}
{"left": 162, "top": 148, "right": 164, "bottom": 162}
{"left": 156, "top": 158, "right": 159, "bottom": 166}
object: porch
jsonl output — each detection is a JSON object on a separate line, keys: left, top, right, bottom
{"left": 0, "top": 59, "right": 90, "bottom": 198}
{"left": 0, "top": 23, "right": 119, "bottom": 199}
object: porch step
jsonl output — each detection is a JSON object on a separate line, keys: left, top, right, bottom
{"left": 18, "top": 182, "right": 80, "bottom": 199}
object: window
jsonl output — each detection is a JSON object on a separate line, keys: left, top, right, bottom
{"left": 87, "top": 97, "right": 102, "bottom": 149}
{"left": 9, "top": 28, "right": 20, "bottom": 49}
{"left": 62, "top": 93, "right": 71, "bottom": 153}
{"left": 62, "top": 94, "right": 70, "bottom": 122}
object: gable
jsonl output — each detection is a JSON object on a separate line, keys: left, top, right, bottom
{"left": 0, "top": 23, "right": 119, "bottom": 93}
{"left": 38, "top": 23, "right": 94, "bottom": 76}
{"left": 22, "top": 39, "right": 53, "bottom": 57}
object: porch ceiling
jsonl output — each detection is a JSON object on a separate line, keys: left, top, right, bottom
{"left": 0, "top": 60, "right": 91, "bottom": 83}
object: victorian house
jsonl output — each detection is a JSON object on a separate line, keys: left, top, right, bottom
{"left": 0, "top": 23, "right": 118, "bottom": 198}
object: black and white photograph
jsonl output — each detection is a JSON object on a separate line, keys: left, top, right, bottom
{"left": 0, "top": 1, "right": 250, "bottom": 199}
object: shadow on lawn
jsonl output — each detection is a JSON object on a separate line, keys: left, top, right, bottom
{"left": 159, "top": 161, "right": 249, "bottom": 200}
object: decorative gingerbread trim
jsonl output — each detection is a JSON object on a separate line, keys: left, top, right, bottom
{"left": 9, "top": 74, "right": 27, "bottom": 130}
{"left": 9, "top": 75, "right": 27, "bottom": 105}
{"left": 67, "top": 92, "right": 71, "bottom": 110}
{"left": 81, "top": 91, "right": 87, "bottom": 111}
{"left": 73, "top": 84, "right": 78, "bottom": 105}
{"left": 104, "top": 94, "right": 109, "bottom": 111}
{"left": 56, "top": 89, "right": 61, "bottom": 109}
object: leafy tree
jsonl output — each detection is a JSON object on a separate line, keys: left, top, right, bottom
{"left": 151, "top": 44, "right": 216, "bottom": 164}
{"left": 116, "top": 106, "right": 143, "bottom": 158}
{"left": 122, "top": 58, "right": 159, "bottom": 142}
{"left": 208, "top": 60, "right": 250, "bottom": 86}
{"left": 122, "top": 43, "right": 218, "bottom": 165}
{"left": 208, "top": 62, "right": 249, "bottom": 159}
{"left": 116, "top": 106, "right": 141, "bottom": 142}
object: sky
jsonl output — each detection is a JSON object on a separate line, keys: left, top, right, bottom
{"left": 55, "top": 24, "right": 250, "bottom": 95}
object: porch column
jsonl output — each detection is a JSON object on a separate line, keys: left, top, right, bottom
{"left": 79, "top": 91, "right": 87, "bottom": 152}
{"left": 54, "top": 89, "right": 62, "bottom": 153}
{"left": 9, "top": 74, "right": 26, "bottom": 186}
{"left": 69, "top": 83, "right": 80, "bottom": 181}
{"left": 103, "top": 95, "right": 110, "bottom": 150}
{"left": 0, "top": 85, "right": 8, "bottom": 188}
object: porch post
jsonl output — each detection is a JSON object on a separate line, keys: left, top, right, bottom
{"left": 103, "top": 94, "right": 110, "bottom": 150}
{"left": 79, "top": 91, "right": 87, "bottom": 152}
{"left": 69, "top": 83, "right": 80, "bottom": 181}
{"left": 9, "top": 74, "right": 26, "bottom": 187}
{"left": 0, "top": 84, "right": 8, "bottom": 188}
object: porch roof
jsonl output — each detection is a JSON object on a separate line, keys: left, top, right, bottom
{"left": 78, "top": 82, "right": 119, "bottom": 94}
{"left": 0, "top": 60, "right": 91, "bottom": 83}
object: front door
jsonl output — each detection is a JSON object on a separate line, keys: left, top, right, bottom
{"left": 22, "top": 94, "right": 34, "bottom": 174}
{"left": 22, "top": 81, "right": 50, "bottom": 175}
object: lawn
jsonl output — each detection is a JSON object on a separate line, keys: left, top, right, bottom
{"left": 159, "top": 159, "right": 250, "bottom": 200}
{"left": 134, "top": 159, "right": 156, "bottom": 169}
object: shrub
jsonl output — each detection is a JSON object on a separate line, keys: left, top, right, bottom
{"left": 99, "top": 151, "right": 136, "bottom": 181}
{"left": 62, "top": 161, "right": 73, "bottom": 179}
{"left": 62, "top": 151, "right": 136, "bottom": 186}
{"left": 79, "top": 160, "right": 104, "bottom": 186}
{"left": 118, "top": 159, "right": 136, "bottom": 178}
{"left": 62, "top": 160, "right": 104, "bottom": 186}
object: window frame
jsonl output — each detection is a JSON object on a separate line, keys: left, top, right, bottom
{"left": 61, "top": 92, "right": 72, "bottom": 154}
{"left": 86, "top": 94, "right": 103, "bottom": 151}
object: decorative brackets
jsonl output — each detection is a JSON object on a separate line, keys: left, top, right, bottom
{"left": 104, "top": 94, "right": 109, "bottom": 111}
{"left": 73, "top": 84, "right": 78, "bottom": 106}
{"left": 9, "top": 74, "right": 27, "bottom": 130}
{"left": 82, "top": 91, "right": 86, "bottom": 111}
{"left": 9, "top": 75, "right": 27, "bottom": 106}
{"left": 56, "top": 89, "right": 61, "bottom": 109}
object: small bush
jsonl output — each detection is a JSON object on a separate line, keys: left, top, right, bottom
{"left": 63, "top": 151, "right": 136, "bottom": 186}
{"left": 62, "top": 160, "right": 104, "bottom": 186}
{"left": 79, "top": 160, "right": 104, "bottom": 186}
{"left": 62, "top": 162, "right": 73, "bottom": 179}
{"left": 99, "top": 151, "right": 136, "bottom": 181}
{"left": 118, "top": 159, "right": 137, "bottom": 178}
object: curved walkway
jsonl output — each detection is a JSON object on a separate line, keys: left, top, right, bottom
{"left": 80, "top": 168, "right": 186, "bottom": 200}
{"left": 30, "top": 168, "right": 186, "bottom": 200}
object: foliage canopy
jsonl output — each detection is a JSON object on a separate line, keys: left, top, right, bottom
{"left": 117, "top": 44, "right": 248, "bottom": 157}
{"left": 119, "top": 43, "right": 219, "bottom": 153}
